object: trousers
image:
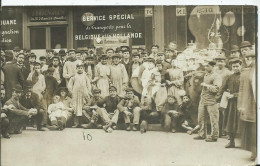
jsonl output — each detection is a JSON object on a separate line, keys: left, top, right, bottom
{"left": 97, "top": 108, "right": 120, "bottom": 125}
{"left": 197, "top": 102, "right": 219, "bottom": 139}
{"left": 123, "top": 107, "right": 141, "bottom": 125}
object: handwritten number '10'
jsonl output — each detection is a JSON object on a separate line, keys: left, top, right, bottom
{"left": 83, "top": 132, "right": 92, "bottom": 141}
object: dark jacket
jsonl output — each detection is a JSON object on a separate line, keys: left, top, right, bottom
{"left": 20, "top": 92, "right": 43, "bottom": 110}
{"left": 103, "top": 95, "right": 121, "bottom": 113}
{"left": 4, "top": 97, "right": 29, "bottom": 117}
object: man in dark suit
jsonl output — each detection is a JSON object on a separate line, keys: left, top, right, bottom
{"left": 2, "top": 51, "right": 24, "bottom": 101}
{"left": 1, "top": 86, "right": 11, "bottom": 138}
{"left": 20, "top": 81, "right": 47, "bottom": 131}
{"left": 16, "top": 53, "right": 30, "bottom": 80}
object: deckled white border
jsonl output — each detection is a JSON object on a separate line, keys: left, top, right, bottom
{"left": 1, "top": 0, "right": 260, "bottom": 165}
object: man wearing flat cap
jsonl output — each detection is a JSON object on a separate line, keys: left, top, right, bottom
{"left": 81, "top": 88, "right": 103, "bottom": 129}
{"left": 194, "top": 61, "right": 222, "bottom": 142}
{"left": 4, "top": 84, "right": 38, "bottom": 134}
{"left": 2, "top": 51, "right": 24, "bottom": 100}
{"left": 96, "top": 86, "right": 121, "bottom": 132}
{"left": 88, "top": 45, "right": 97, "bottom": 63}
{"left": 117, "top": 87, "right": 142, "bottom": 131}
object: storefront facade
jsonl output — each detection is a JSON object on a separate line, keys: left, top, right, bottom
{"left": 1, "top": 6, "right": 256, "bottom": 57}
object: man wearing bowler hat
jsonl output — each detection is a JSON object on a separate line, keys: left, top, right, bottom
{"left": 20, "top": 80, "right": 47, "bottom": 131}
{"left": 229, "top": 45, "right": 241, "bottom": 60}
{"left": 240, "top": 41, "right": 252, "bottom": 68}
{"left": 13, "top": 46, "right": 21, "bottom": 62}
{"left": 58, "top": 49, "right": 67, "bottom": 66}
{"left": 4, "top": 85, "right": 38, "bottom": 134}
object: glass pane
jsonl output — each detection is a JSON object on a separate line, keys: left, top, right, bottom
{"left": 51, "top": 26, "right": 67, "bottom": 49}
{"left": 30, "top": 27, "right": 46, "bottom": 49}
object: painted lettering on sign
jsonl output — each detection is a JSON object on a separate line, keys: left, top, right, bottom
{"left": 176, "top": 8, "right": 186, "bottom": 16}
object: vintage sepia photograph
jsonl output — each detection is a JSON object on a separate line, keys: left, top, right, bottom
{"left": 0, "top": 2, "right": 258, "bottom": 166}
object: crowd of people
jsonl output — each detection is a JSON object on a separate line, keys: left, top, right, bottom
{"left": 0, "top": 40, "right": 257, "bottom": 160}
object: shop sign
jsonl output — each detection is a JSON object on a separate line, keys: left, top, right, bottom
{"left": 1, "top": 7, "right": 23, "bottom": 50}
{"left": 28, "top": 7, "right": 68, "bottom": 22}
{"left": 74, "top": 6, "right": 145, "bottom": 45}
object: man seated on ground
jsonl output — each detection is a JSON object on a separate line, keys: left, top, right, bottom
{"left": 58, "top": 87, "right": 74, "bottom": 128}
{"left": 4, "top": 85, "right": 38, "bottom": 134}
{"left": 47, "top": 95, "right": 72, "bottom": 130}
{"left": 139, "top": 95, "right": 159, "bottom": 133}
{"left": 160, "top": 95, "right": 180, "bottom": 133}
{"left": 1, "top": 86, "right": 11, "bottom": 138}
{"left": 117, "top": 88, "right": 142, "bottom": 131}
{"left": 81, "top": 89, "right": 104, "bottom": 129}
{"left": 96, "top": 86, "right": 121, "bottom": 133}
{"left": 20, "top": 80, "right": 47, "bottom": 131}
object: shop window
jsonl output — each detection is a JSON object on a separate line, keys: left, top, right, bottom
{"left": 51, "top": 26, "right": 67, "bottom": 49}
{"left": 30, "top": 27, "right": 46, "bottom": 49}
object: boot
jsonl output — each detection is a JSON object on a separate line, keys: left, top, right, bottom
{"left": 140, "top": 121, "right": 148, "bottom": 134}
{"left": 2, "top": 133, "right": 11, "bottom": 139}
{"left": 125, "top": 123, "right": 131, "bottom": 131}
{"left": 132, "top": 124, "right": 138, "bottom": 131}
{"left": 111, "top": 123, "right": 117, "bottom": 130}
{"left": 103, "top": 122, "right": 112, "bottom": 132}
{"left": 225, "top": 141, "right": 235, "bottom": 148}
{"left": 61, "top": 117, "right": 67, "bottom": 130}
{"left": 48, "top": 120, "right": 59, "bottom": 130}
{"left": 57, "top": 119, "right": 63, "bottom": 130}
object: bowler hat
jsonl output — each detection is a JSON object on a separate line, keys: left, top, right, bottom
{"left": 24, "top": 80, "right": 34, "bottom": 89}
{"left": 12, "top": 84, "right": 23, "bottom": 92}
{"left": 13, "top": 46, "right": 21, "bottom": 51}
{"left": 59, "top": 49, "right": 66, "bottom": 55}
{"left": 230, "top": 45, "right": 240, "bottom": 52}
{"left": 208, "top": 61, "right": 216, "bottom": 66}
{"left": 240, "top": 41, "right": 251, "bottom": 48}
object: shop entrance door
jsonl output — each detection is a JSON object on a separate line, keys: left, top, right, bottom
{"left": 30, "top": 26, "right": 68, "bottom": 58}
